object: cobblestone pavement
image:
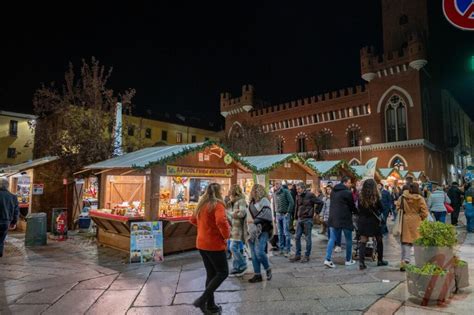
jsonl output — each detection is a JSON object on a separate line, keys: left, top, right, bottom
{"left": 0, "top": 218, "right": 472, "bottom": 315}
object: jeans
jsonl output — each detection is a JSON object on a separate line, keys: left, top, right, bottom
{"left": 432, "top": 211, "right": 447, "bottom": 223}
{"left": 230, "top": 240, "right": 247, "bottom": 271}
{"left": 276, "top": 213, "right": 291, "bottom": 253}
{"left": 325, "top": 227, "right": 353, "bottom": 262}
{"left": 0, "top": 222, "right": 9, "bottom": 257}
{"left": 248, "top": 232, "right": 270, "bottom": 275}
{"left": 328, "top": 226, "right": 342, "bottom": 246}
{"left": 466, "top": 210, "right": 474, "bottom": 232}
{"left": 295, "top": 219, "right": 313, "bottom": 257}
{"left": 197, "top": 250, "right": 229, "bottom": 308}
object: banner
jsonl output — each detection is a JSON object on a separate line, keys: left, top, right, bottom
{"left": 130, "top": 221, "right": 164, "bottom": 264}
{"left": 167, "top": 165, "right": 234, "bottom": 177}
{"left": 362, "top": 157, "right": 378, "bottom": 181}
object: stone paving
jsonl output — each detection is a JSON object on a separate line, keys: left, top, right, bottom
{"left": 0, "top": 218, "right": 472, "bottom": 315}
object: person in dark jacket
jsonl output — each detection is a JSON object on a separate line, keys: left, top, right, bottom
{"left": 324, "top": 176, "right": 358, "bottom": 268}
{"left": 272, "top": 181, "right": 294, "bottom": 256}
{"left": 358, "top": 179, "right": 388, "bottom": 270}
{"left": 447, "top": 182, "right": 463, "bottom": 226}
{"left": 288, "top": 184, "right": 297, "bottom": 234}
{"left": 289, "top": 182, "right": 323, "bottom": 263}
{"left": 0, "top": 177, "right": 19, "bottom": 257}
{"left": 378, "top": 184, "right": 392, "bottom": 235}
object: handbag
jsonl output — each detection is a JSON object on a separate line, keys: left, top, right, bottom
{"left": 444, "top": 195, "right": 454, "bottom": 213}
{"left": 392, "top": 197, "right": 404, "bottom": 237}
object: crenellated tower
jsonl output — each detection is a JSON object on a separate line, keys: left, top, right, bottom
{"left": 220, "top": 84, "right": 255, "bottom": 136}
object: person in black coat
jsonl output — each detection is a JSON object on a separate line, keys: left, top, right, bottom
{"left": 357, "top": 179, "right": 388, "bottom": 270}
{"left": 0, "top": 177, "right": 19, "bottom": 257}
{"left": 447, "top": 182, "right": 463, "bottom": 226}
{"left": 324, "top": 176, "right": 358, "bottom": 268}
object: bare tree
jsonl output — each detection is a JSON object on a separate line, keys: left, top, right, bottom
{"left": 310, "top": 130, "right": 334, "bottom": 161}
{"left": 222, "top": 121, "right": 277, "bottom": 156}
{"left": 33, "top": 57, "right": 136, "bottom": 172}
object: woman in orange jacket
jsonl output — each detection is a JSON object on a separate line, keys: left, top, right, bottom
{"left": 190, "top": 183, "right": 230, "bottom": 315}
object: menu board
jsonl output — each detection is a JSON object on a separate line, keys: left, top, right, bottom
{"left": 130, "top": 221, "right": 164, "bottom": 263}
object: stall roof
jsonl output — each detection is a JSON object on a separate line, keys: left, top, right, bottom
{"left": 378, "top": 168, "right": 402, "bottom": 179}
{"left": 352, "top": 165, "right": 367, "bottom": 178}
{"left": 305, "top": 160, "right": 357, "bottom": 178}
{"left": 0, "top": 156, "right": 59, "bottom": 175}
{"left": 242, "top": 154, "right": 312, "bottom": 174}
{"left": 84, "top": 142, "right": 252, "bottom": 171}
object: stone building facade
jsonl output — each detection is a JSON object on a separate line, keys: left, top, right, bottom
{"left": 220, "top": 0, "right": 473, "bottom": 183}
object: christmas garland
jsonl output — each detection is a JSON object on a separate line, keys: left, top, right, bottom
{"left": 305, "top": 159, "right": 361, "bottom": 179}
{"left": 248, "top": 154, "right": 304, "bottom": 174}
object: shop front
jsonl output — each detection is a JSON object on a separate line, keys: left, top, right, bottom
{"left": 241, "top": 154, "right": 319, "bottom": 195}
{"left": 304, "top": 159, "right": 359, "bottom": 189}
{"left": 84, "top": 142, "right": 250, "bottom": 254}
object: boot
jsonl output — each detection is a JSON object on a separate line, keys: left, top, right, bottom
{"left": 359, "top": 242, "right": 367, "bottom": 270}
{"left": 376, "top": 238, "right": 388, "bottom": 266}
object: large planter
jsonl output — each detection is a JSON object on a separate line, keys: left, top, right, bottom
{"left": 414, "top": 245, "right": 454, "bottom": 267}
{"left": 407, "top": 270, "right": 455, "bottom": 302}
{"left": 454, "top": 263, "right": 470, "bottom": 290}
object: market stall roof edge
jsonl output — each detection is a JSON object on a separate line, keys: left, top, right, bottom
{"left": 0, "top": 156, "right": 59, "bottom": 176}
{"left": 242, "top": 153, "right": 316, "bottom": 175}
{"left": 377, "top": 167, "right": 402, "bottom": 179}
{"left": 83, "top": 141, "right": 254, "bottom": 172}
{"left": 304, "top": 159, "right": 359, "bottom": 179}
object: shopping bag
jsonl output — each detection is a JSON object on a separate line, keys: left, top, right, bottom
{"left": 427, "top": 213, "right": 435, "bottom": 222}
{"left": 445, "top": 202, "right": 454, "bottom": 214}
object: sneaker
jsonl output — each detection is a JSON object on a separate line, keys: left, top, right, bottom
{"left": 301, "top": 256, "right": 310, "bottom": 263}
{"left": 289, "top": 255, "right": 301, "bottom": 262}
{"left": 324, "top": 260, "right": 336, "bottom": 268}
{"left": 345, "top": 260, "right": 356, "bottom": 266}
{"left": 284, "top": 252, "right": 290, "bottom": 258}
{"left": 334, "top": 246, "right": 342, "bottom": 253}
{"left": 230, "top": 268, "right": 247, "bottom": 276}
{"left": 377, "top": 260, "right": 389, "bottom": 266}
{"left": 248, "top": 274, "right": 263, "bottom": 283}
{"left": 266, "top": 268, "right": 272, "bottom": 281}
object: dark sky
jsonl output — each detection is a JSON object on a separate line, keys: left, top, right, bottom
{"left": 2, "top": 1, "right": 473, "bottom": 127}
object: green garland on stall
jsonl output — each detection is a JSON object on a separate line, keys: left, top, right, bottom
{"left": 131, "top": 140, "right": 258, "bottom": 172}
{"left": 304, "top": 159, "right": 361, "bottom": 180}
{"left": 251, "top": 154, "right": 304, "bottom": 174}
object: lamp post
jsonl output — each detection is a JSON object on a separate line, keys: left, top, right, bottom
{"left": 359, "top": 136, "right": 372, "bottom": 164}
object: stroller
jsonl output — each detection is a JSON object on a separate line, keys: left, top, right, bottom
{"left": 352, "top": 214, "right": 378, "bottom": 261}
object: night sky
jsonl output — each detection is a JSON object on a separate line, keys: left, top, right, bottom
{"left": 2, "top": 1, "right": 473, "bottom": 128}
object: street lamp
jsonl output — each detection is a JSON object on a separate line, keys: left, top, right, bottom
{"left": 359, "top": 136, "right": 372, "bottom": 164}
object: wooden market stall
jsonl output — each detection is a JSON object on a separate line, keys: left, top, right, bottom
{"left": 83, "top": 142, "right": 251, "bottom": 254}
{"left": 377, "top": 167, "right": 403, "bottom": 187}
{"left": 304, "top": 159, "right": 359, "bottom": 189}
{"left": 240, "top": 154, "right": 319, "bottom": 193}
{"left": 0, "top": 156, "right": 70, "bottom": 231}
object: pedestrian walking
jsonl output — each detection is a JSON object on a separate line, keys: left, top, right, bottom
{"left": 0, "top": 177, "right": 19, "bottom": 257}
{"left": 289, "top": 182, "right": 323, "bottom": 263}
{"left": 288, "top": 184, "right": 297, "bottom": 234}
{"left": 190, "top": 183, "right": 230, "bottom": 314}
{"left": 324, "top": 176, "right": 358, "bottom": 268}
{"left": 427, "top": 185, "right": 451, "bottom": 223}
{"left": 320, "top": 186, "right": 332, "bottom": 235}
{"left": 272, "top": 181, "right": 294, "bottom": 257}
{"left": 395, "top": 183, "right": 429, "bottom": 271}
{"left": 247, "top": 184, "right": 273, "bottom": 283}
{"left": 357, "top": 179, "right": 388, "bottom": 270}
{"left": 379, "top": 184, "right": 392, "bottom": 235}
{"left": 447, "top": 182, "right": 464, "bottom": 226}
{"left": 227, "top": 184, "right": 248, "bottom": 276}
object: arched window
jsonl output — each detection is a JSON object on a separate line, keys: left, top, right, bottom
{"left": 276, "top": 137, "right": 285, "bottom": 154}
{"left": 347, "top": 127, "right": 360, "bottom": 147}
{"left": 390, "top": 155, "right": 407, "bottom": 170}
{"left": 319, "top": 129, "right": 332, "bottom": 150}
{"left": 297, "top": 137, "right": 307, "bottom": 153}
{"left": 385, "top": 94, "right": 408, "bottom": 142}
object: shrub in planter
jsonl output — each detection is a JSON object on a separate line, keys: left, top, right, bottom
{"left": 453, "top": 257, "right": 470, "bottom": 290}
{"left": 406, "top": 263, "right": 455, "bottom": 302}
{"left": 414, "top": 221, "right": 457, "bottom": 267}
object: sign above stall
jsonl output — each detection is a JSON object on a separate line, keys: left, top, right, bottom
{"left": 167, "top": 165, "right": 234, "bottom": 178}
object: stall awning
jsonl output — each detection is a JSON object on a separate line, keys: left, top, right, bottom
{"left": 242, "top": 154, "right": 314, "bottom": 174}
{"left": 0, "top": 156, "right": 59, "bottom": 176}
{"left": 351, "top": 165, "right": 367, "bottom": 178}
{"left": 377, "top": 167, "right": 402, "bottom": 179}
{"left": 83, "top": 142, "right": 252, "bottom": 171}
{"left": 305, "top": 159, "right": 357, "bottom": 178}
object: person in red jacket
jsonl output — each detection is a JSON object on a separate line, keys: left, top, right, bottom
{"left": 190, "top": 183, "right": 230, "bottom": 315}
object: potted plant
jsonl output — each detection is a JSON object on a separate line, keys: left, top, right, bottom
{"left": 406, "top": 263, "right": 455, "bottom": 303}
{"left": 453, "top": 257, "right": 470, "bottom": 291}
{"left": 413, "top": 221, "right": 457, "bottom": 268}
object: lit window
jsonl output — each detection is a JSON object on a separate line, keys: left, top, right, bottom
{"left": 348, "top": 108, "right": 353, "bottom": 117}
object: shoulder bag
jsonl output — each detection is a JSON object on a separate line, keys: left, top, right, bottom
{"left": 444, "top": 194, "right": 454, "bottom": 213}
{"left": 392, "top": 196, "right": 404, "bottom": 237}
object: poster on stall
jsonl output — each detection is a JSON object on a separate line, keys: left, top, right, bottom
{"left": 130, "top": 221, "right": 164, "bottom": 264}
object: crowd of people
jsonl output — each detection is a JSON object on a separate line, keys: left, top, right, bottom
{"left": 189, "top": 176, "right": 474, "bottom": 314}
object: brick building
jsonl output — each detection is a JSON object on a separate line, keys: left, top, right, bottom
{"left": 220, "top": 0, "right": 473, "bottom": 183}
